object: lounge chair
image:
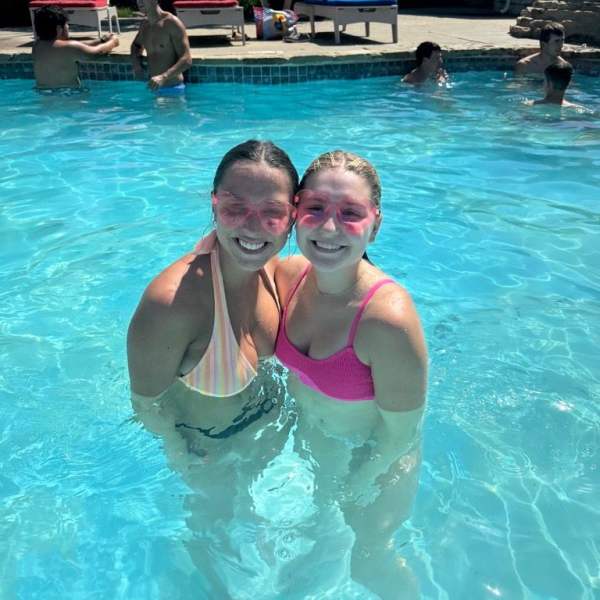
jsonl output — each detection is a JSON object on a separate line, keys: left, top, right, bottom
{"left": 292, "top": 0, "right": 397, "bottom": 44}
{"left": 173, "top": 0, "right": 246, "bottom": 45}
{"left": 29, "top": 0, "right": 120, "bottom": 39}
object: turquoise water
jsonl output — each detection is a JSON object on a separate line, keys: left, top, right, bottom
{"left": 1, "top": 73, "right": 599, "bottom": 599}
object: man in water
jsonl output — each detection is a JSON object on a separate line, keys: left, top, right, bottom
{"left": 130, "top": 0, "right": 192, "bottom": 96}
{"left": 529, "top": 62, "right": 582, "bottom": 109}
{"left": 515, "top": 23, "right": 568, "bottom": 76}
{"left": 32, "top": 6, "right": 119, "bottom": 90}
{"left": 403, "top": 41, "right": 448, "bottom": 85}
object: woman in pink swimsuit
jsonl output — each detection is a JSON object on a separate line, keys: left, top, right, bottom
{"left": 275, "top": 150, "right": 428, "bottom": 599}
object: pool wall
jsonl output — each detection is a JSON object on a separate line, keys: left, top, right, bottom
{"left": 1, "top": 48, "right": 599, "bottom": 84}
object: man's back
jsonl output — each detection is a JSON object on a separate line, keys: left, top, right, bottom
{"left": 31, "top": 6, "right": 119, "bottom": 90}
{"left": 33, "top": 40, "right": 82, "bottom": 89}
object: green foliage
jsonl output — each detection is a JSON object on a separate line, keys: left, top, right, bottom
{"left": 238, "top": 0, "right": 262, "bottom": 11}
{"left": 116, "top": 7, "right": 136, "bottom": 17}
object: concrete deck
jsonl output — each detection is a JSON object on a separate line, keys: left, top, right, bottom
{"left": 1, "top": 12, "right": 540, "bottom": 60}
{"left": 1, "top": 11, "right": 598, "bottom": 66}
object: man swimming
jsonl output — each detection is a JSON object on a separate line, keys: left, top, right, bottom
{"left": 130, "top": 0, "right": 192, "bottom": 95}
{"left": 515, "top": 23, "right": 569, "bottom": 76}
{"left": 403, "top": 41, "right": 448, "bottom": 85}
{"left": 32, "top": 6, "right": 119, "bottom": 90}
{"left": 528, "top": 61, "right": 585, "bottom": 109}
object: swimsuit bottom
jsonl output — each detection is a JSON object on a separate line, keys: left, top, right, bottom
{"left": 154, "top": 82, "right": 186, "bottom": 97}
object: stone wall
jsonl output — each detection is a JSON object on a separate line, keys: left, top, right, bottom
{"left": 509, "top": 0, "right": 600, "bottom": 45}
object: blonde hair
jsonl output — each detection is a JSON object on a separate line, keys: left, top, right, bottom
{"left": 299, "top": 150, "right": 382, "bottom": 208}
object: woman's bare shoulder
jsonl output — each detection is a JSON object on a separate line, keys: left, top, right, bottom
{"left": 360, "top": 280, "right": 428, "bottom": 411}
{"left": 360, "top": 278, "right": 425, "bottom": 351}
{"left": 370, "top": 279, "right": 414, "bottom": 314}
{"left": 141, "top": 251, "right": 211, "bottom": 312}
{"left": 274, "top": 255, "right": 309, "bottom": 297}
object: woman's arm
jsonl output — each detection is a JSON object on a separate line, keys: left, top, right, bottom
{"left": 131, "top": 391, "right": 198, "bottom": 473}
{"left": 127, "top": 261, "right": 200, "bottom": 397}
{"left": 127, "top": 265, "right": 205, "bottom": 471}
{"left": 348, "top": 287, "right": 428, "bottom": 502}
{"left": 127, "top": 297, "right": 190, "bottom": 397}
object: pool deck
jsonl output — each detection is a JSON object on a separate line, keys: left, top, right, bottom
{"left": 1, "top": 11, "right": 599, "bottom": 72}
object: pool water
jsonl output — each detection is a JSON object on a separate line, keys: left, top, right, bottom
{"left": 1, "top": 73, "right": 599, "bottom": 599}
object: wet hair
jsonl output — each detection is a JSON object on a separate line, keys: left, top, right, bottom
{"left": 299, "top": 150, "right": 381, "bottom": 208}
{"left": 299, "top": 150, "right": 381, "bottom": 263}
{"left": 213, "top": 140, "right": 298, "bottom": 197}
{"left": 415, "top": 41, "right": 441, "bottom": 67}
{"left": 34, "top": 6, "right": 68, "bottom": 41}
{"left": 545, "top": 61, "right": 573, "bottom": 92}
{"left": 540, "top": 23, "right": 565, "bottom": 44}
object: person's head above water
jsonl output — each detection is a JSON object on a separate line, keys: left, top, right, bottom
{"left": 211, "top": 140, "right": 299, "bottom": 272}
{"left": 539, "top": 23, "right": 565, "bottom": 58}
{"left": 415, "top": 41, "right": 442, "bottom": 69}
{"left": 294, "top": 151, "right": 382, "bottom": 271}
{"left": 544, "top": 61, "right": 573, "bottom": 94}
{"left": 34, "top": 6, "right": 69, "bottom": 42}
{"left": 137, "top": 0, "right": 159, "bottom": 12}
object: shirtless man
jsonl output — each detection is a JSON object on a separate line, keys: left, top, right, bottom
{"left": 130, "top": 0, "right": 192, "bottom": 95}
{"left": 528, "top": 62, "right": 585, "bottom": 109}
{"left": 32, "top": 6, "right": 119, "bottom": 90}
{"left": 515, "top": 23, "right": 568, "bottom": 76}
{"left": 403, "top": 41, "right": 448, "bottom": 85}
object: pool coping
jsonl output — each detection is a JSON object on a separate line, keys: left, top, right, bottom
{"left": 2, "top": 46, "right": 599, "bottom": 84}
{"left": 2, "top": 13, "right": 599, "bottom": 83}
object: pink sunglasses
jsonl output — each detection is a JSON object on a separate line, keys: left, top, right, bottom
{"left": 212, "top": 191, "right": 296, "bottom": 236}
{"left": 294, "top": 189, "right": 379, "bottom": 236}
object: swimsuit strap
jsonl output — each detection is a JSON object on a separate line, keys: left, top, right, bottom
{"left": 193, "top": 229, "right": 217, "bottom": 255}
{"left": 210, "top": 246, "right": 227, "bottom": 318}
{"left": 346, "top": 278, "right": 395, "bottom": 345}
{"left": 282, "top": 265, "right": 311, "bottom": 319}
{"left": 180, "top": 230, "right": 257, "bottom": 397}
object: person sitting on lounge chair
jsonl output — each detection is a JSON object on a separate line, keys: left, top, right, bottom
{"left": 403, "top": 41, "right": 447, "bottom": 86}
{"left": 32, "top": 6, "right": 119, "bottom": 90}
{"left": 131, "top": 0, "right": 192, "bottom": 96}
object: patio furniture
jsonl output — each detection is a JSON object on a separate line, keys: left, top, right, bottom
{"left": 292, "top": 0, "right": 397, "bottom": 44}
{"left": 29, "top": 0, "right": 120, "bottom": 39}
{"left": 173, "top": 0, "right": 246, "bottom": 45}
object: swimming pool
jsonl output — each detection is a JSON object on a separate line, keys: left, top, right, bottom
{"left": 1, "top": 73, "right": 599, "bottom": 599}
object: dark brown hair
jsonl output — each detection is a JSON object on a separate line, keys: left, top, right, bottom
{"left": 213, "top": 140, "right": 298, "bottom": 196}
{"left": 545, "top": 61, "right": 573, "bottom": 91}
{"left": 34, "top": 6, "right": 68, "bottom": 41}
{"left": 415, "top": 41, "right": 442, "bottom": 67}
{"left": 540, "top": 23, "right": 565, "bottom": 44}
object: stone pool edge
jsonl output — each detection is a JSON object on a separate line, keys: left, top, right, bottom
{"left": 1, "top": 47, "right": 599, "bottom": 84}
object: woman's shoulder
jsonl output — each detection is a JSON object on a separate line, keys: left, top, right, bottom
{"left": 274, "top": 255, "right": 309, "bottom": 298}
{"left": 359, "top": 275, "right": 425, "bottom": 352}
{"left": 276, "top": 255, "right": 309, "bottom": 278}
{"left": 358, "top": 276, "right": 428, "bottom": 411}
{"left": 141, "top": 251, "right": 212, "bottom": 314}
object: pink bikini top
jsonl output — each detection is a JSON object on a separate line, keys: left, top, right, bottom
{"left": 275, "top": 267, "right": 394, "bottom": 401}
